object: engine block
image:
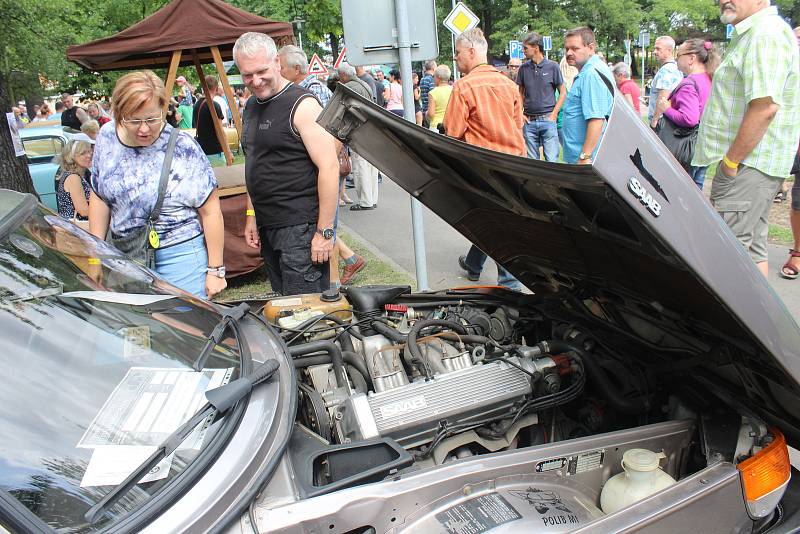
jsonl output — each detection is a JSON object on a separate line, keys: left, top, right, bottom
{"left": 336, "top": 360, "right": 532, "bottom": 448}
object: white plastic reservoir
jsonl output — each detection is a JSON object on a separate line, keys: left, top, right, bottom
{"left": 600, "top": 448, "right": 677, "bottom": 514}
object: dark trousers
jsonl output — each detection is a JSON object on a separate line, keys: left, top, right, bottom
{"left": 258, "top": 222, "right": 329, "bottom": 295}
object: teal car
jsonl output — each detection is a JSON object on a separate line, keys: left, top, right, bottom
{"left": 19, "top": 121, "right": 77, "bottom": 212}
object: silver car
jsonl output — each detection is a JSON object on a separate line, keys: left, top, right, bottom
{"left": 1, "top": 83, "right": 799, "bottom": 534}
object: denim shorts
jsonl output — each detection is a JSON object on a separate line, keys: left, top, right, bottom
{"left": 155, "top": 233, "right": 208, "bottom": 298}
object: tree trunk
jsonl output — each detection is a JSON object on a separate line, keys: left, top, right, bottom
{"left": 329, "top": 33, "right": 340, "bottom": 62}
{"left": 0, "top": 72, "right": 37, "bottom": 197}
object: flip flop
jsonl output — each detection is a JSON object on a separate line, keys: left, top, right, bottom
{"left": 779, "top": 249, "right": 800, "bottom": 280}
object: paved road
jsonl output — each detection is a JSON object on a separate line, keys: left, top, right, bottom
{"left": 339, "top": 178, "right": 800, "bottom": 320}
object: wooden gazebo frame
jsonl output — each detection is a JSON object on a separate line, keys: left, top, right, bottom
{"left": 67, "top": 0, "right": 294, "bottom": 165}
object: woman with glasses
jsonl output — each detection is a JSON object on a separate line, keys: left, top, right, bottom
{"left": 88, "top": 70, "right": 226, "bottom": 299}
{"left": 55, "top": 136, "right": 94, "bottom": 227}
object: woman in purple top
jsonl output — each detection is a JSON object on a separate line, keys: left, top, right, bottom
{"left": 655, "top": 38, "right": 719, "bottom": 188}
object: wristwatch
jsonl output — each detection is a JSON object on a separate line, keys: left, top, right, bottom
{"left": 206, "top": 265, "right": 226, "bottom": 278}
{"left": 579, "top": 152, "right": 591, "bottom": 161}
{"left": 317, "top": 227, "right": 335, "bottom": 240}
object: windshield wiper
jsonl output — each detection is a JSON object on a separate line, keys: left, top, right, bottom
{"left": 192, "top": 303, "right": 250, "bottom": 371}
{"left": 84, "top": 358, "right": 280, "bottom": 525}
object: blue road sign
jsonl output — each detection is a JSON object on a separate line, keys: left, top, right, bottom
{"left": 726, "top": 24, "right": 734, "bottom": 39}
{"left": 509, "top": 40, "right": 524, "bottom": 60}
{"left": 542, "top": 35, "right": 552, "bottom": 51}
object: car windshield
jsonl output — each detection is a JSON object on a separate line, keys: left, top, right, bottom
{"left": 0, "top": 206, "right": 242, "bottom": 532}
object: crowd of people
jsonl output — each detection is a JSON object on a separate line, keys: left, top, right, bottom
{"left": 20, "top": 0, "right": 800, "bottom": 301}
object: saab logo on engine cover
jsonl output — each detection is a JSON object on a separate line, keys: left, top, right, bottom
{"left": 628, "top": 177, "right": 662, "bottom": 217}
{"left": 379, "top": 396, "right": 427, "bottom": 419}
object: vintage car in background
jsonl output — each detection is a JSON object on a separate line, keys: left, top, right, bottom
{"left": 19, "top": 121, "right": 77, "bottom": 211}
{"left": 1, "top": 84, "right": 800, "bottom": 534}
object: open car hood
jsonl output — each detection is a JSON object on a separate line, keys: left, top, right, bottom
{"left": 319, "top": 85, "right": 800, "bottom": 440}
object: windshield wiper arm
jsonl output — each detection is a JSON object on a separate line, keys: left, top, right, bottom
{"left": 84, "top": 358, "right": 280, "bottom": 525}
{"left": 192, "top": 303, "right": 250, "bottom": 371}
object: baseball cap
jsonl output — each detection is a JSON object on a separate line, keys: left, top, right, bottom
{"left": 72, "top": 133, "right": 95, "bottom": 145}
{"left": 176, "top": 76, "right": 187, "bottom": 83}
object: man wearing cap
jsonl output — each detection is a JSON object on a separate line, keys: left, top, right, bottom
{"left": 176, "top": 76, "right": 194, "bottom": 106}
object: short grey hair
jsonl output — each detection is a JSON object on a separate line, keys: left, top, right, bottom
{"left": 455, "top": 28, "right": 488, "bottom": 56}
{"left": 337, "top": 63, "right": 356, "bottom": 79}
{"left": 233, "top": 32, "right": 277, "bottom": 63}
{"left": 424, "top": 60, "right": 437, "bottom": 71}
{"left": 655, "top": 36, "right": 675, "bottom": 50}
{"left": 434, "top": 64, "right": 451, "bottom": 82}
{"left": 612, "top": 62, "right": 631, "bottom": 78}
{"left": 278, "top": 44, "right": 309, "bottom": 75}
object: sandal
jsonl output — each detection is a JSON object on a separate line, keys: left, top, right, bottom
{"left": 779, "top": 249, "right": 800, "bottom": 280}
{"left": 774, "top": 192, "right": 785, "bottom": 203}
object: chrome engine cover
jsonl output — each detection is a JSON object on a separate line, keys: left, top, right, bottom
{"left": 337, "top": 360, "right": 532, "bottom": 447}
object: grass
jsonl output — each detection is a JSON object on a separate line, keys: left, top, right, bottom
{"left": 769, "top": 224, "right": 794, "bottom": 245}
{"left": 210, "top": 154, "right": 245, "bottom": 167}
{"left": 214, "top": 229, "right": 414, "bottom": 302}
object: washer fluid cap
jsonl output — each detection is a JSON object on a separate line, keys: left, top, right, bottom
{"left": 622, "top": 448, "right": 665, "bottom": 472}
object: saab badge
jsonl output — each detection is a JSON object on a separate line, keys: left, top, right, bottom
{"left": 628, "top": 177, "right": 662, "bottom": 217}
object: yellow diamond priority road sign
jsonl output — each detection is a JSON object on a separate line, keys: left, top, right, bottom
{"left": 443, "top": 2, "right": 480, "bottom": 36}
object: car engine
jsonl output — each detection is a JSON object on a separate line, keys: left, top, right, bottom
{"left": 265, "top": 285, "right": 586, "bottom": 465}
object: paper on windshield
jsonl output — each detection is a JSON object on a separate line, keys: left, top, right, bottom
{"left": 79, "top": 367, "right": 233, "bottom": 487}
{"left": 60, "top": 291, "right": 176, "bottom": 306}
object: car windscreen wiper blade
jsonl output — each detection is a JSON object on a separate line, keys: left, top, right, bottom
{"left": 192, "top": 302, "right": 250, "bottom": 371}
{"left": 84, "top": 358, "right": 280, "bottom": 525}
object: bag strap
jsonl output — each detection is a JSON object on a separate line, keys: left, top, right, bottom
{"left": 668, "top": 76, "right": 700, "bottom": 100}
{"left": 594, "top": 69, "right": 615, "bottom": 120}
{"left": 150, "top": 127, "right": 180, "bottom": 224}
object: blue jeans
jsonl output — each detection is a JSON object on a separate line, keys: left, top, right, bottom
{"left": 464, "top": 245, "right": 523, "bottom": 291}
{"left": 523, "top": 119, "right": 559, "bottom": 162}
{"left": 690, "top": 166, "right": 707, "bottom": 189}
{"left": 155, "top": 234, "right": 208, "bottom": 298}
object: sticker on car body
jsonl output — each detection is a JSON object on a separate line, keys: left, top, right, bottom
{"left": 436, "top": 494, "right": 522, "bottom": 534}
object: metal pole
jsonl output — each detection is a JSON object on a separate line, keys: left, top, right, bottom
{"left": 641, "top": 41, "right": 645, "bottom": 95}
{"left": 451, "top": 0, "right": 459, "bottom": 81}
{"left": 394, "top": 0, "right": 429, "bottom": 290}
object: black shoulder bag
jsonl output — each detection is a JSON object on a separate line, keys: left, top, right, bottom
{"left": 655, "top": 77, "right": 700, "bottom": 171}
{"left": 111, "top": 127, "right": 180, "bottom": 269}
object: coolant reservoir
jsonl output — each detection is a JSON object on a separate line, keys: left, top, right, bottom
{"left": 600, "top": 448, "right": 677, "bottom": 514}
{"left": 263, "top": 290, "right": 351, "bottom": 325}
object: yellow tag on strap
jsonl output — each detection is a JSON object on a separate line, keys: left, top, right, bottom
{"left": 148, "top": 229, "right": 160, "bottom": 249}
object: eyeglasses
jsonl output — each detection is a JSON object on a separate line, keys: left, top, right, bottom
{"left": 121, "top": 116, "right": 164, "bottom": 128}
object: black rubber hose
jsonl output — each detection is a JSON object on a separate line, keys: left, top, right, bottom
{"left": 327, "top": 315, "right": 364, "bottom": 340}
{"left": 290, "top": 350, "right": 372, "bottom": 391}
{"left": 435, "top": 332, "right": 494, "bottom": 345}
{"left": 535, "top": 339, "right": 650, "bottom": 415}
{"left": 338, "top": 329, "right": 356, "bottom": 353}
{"left": 289, "top": 341, "right": 348, "bottom": 390}
{"left": 371, "top": 321, "right": 407, "bottom": 343}
{"left": 406, "top": 319, "right": 468, "bottom": 376}
{"left": 341, "top": 351, "right": 371, "bottom": 389}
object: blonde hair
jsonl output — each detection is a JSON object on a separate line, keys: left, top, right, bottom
{"left": 111, "top": 70, "right": 167, "bottom": 120}
{"left": 81, "top": 120, "right": 100, "bottom": 136}
{"left": 55, "top": 140, "right": 93, "bottom": 176}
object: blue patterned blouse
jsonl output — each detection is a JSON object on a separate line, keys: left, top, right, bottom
{"left": 90, "top": 123, "right": 217, "bottom": 248}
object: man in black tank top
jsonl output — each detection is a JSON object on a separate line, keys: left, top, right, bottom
{"left": 234, "top": 32, "right": 340, "bottom": 295}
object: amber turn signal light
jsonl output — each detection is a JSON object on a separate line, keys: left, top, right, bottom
{"left": 737, "top": 427, "right": 791, "bottom": 502}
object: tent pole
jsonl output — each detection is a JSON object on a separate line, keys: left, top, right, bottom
{"left": 163, "top": 50, "right": 182, "bottom": 116}
{"left": 210, "top": 46, "right": 243, "bottom": 146}
{"left": 192, "top": 49, "right": 233, "bottom": 165}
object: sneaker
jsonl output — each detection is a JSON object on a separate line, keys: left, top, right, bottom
{"left": 340, "top": 255, "right": 366, "bottom": 285}
{"left": 458, "top": 255, "right": 480, "bottom": 282}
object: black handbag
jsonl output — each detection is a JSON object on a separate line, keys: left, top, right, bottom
{"left": 655, "top": 78, "right": 700, "bottom": 171}
{"left": 111, "top": 127, "right": 180, "bottom": 269}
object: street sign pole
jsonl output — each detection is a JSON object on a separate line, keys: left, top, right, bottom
{"left": 395, "top": 0, "right": 429, "bottom": 290}
{"left": 451, "top": 0, "right": 459, "bottom": 81}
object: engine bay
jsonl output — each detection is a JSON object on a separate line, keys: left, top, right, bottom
{"left": 257, "top": 284, "right": 786, "bottom": 532}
